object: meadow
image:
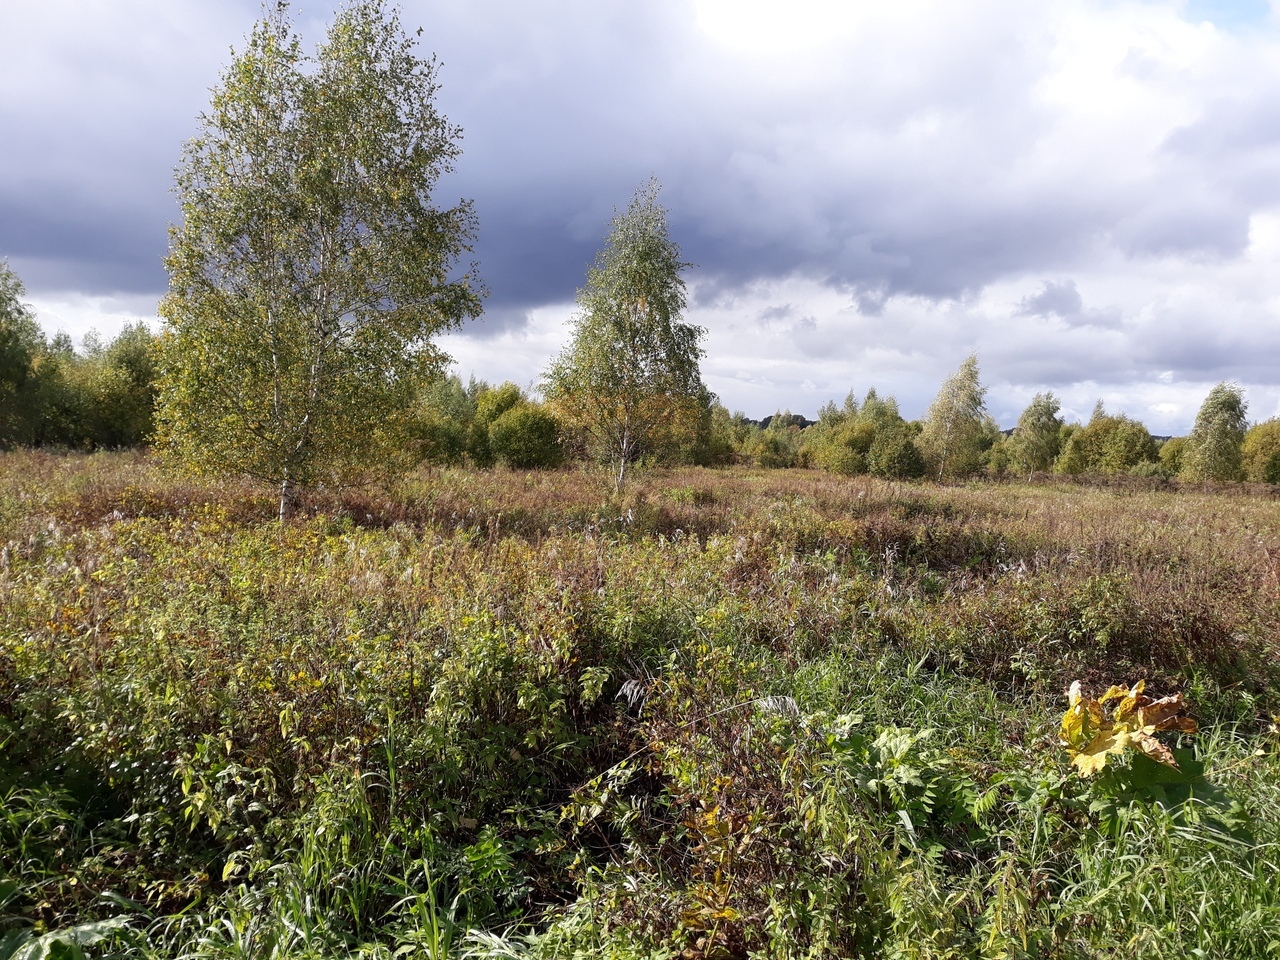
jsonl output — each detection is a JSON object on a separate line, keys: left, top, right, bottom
{"left": 1, "top": 451, "right": 1278, "bottom": 959}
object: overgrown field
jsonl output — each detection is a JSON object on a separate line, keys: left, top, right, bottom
{"left": 2, "top": 451, "right": 1278, "bottom": 959}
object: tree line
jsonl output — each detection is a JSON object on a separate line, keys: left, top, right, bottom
{"left": 719, "top": 369, "right": 1279, "bottom": 485}
{"left": 3, "top": 0, "right": 1279, "bottom": 505}
{"left": 0, "top": 267, "right": 156, "bottom": 449}
{"left": 5, "top": 241, "right": 1276, "bottom": 489}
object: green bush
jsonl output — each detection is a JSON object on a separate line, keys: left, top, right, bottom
{"left": 1242, "top": 419, "right": 1280, "bottom": 483}
{"left": 867, "top": 426, "right": 925, "bottom": 479}
{"left": 811, "top": 419, "right": 875, "bottom": 475}
{"left": 489, "top": 403, "right": 563, "bottom": 469}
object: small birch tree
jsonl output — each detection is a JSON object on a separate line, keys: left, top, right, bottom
{"left": 1009, "top": 392, "right": 1063, "bottom": 480}
{"left": 919, "top": 354, "right": 988, "bottom": 481}
{"left": 544, "top": 180, "right": 706, "bottom": 491}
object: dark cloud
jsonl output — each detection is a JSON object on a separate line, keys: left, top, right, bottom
{"left": 854, "top": 288, "right": 889, "bottom": 317}
{"left": 466, "top": 304, "right": 535, "bottom": 339}
{"left": 758, "top": 303, "right": 795, "bottom": 322}
{"left": 0, "top": 191, "right": 170, "bottom": 294}
{"left": 1112, "top": 196, "right": 1251, "bottom": 260}
{"left": 3, "top": 0, "right": 1262, "bottom": 308}
{"left": 1016, "top": 280, "right": 1122, "bottom": 329}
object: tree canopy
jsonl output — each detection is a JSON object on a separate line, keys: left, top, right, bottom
{"left": 1183, "top": 381, "right": 1247, "bottom": 482}
{"left": 1055, "top": 404, "right": 1158, "bottom": 475}
{"left": 0, "top": 262, "right": 42, "bottom": 447}
{"left": 543, "top": 179, "right": 706, "bottom": 490}
{"left": 1009, "top": 392, "right": 1063, "bottom": 479}
{"left": 154, "top": 0, "right": 482, "bottom": 517}
{"left": 1242, "top": 419, "right": 1280, "bottom": 483}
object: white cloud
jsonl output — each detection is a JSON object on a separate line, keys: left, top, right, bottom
{"left": 24, "top": 291, "right": 159, "bottom": 346}
{"left": 3, "top": 0, "right": 1279, "bottom": 433}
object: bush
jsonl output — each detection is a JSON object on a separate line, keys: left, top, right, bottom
{"left": 811, "top": 420, "right": 875, "bottom": 475}
{"left": 1056, "top": 411, "right": 1158, "bottom": 475}
{"left": 1159, "top": 437, "right": 1187, "bottom": 477}
{"left": 1128, "top": 459, "right": 1169, "bottom": 480}
{"left": 1242, "top": 419, "right": 1280, "bottom": 483}
{"left": 489, "top": 403, "right": 563, "bottom": 469}
{"left": 867, "top": 426, "right": 925, "bottom": 479}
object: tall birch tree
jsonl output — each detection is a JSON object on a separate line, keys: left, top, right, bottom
{"left": 155, "top": 1, "right": 482, "bottom": 518}
{"left": 1183, "top": 381, "right": 1247, "bottom": 482}
{"left": 919, "top": 354, "right": 988, "bottom": 481}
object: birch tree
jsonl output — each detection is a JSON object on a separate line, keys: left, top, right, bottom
{"left": 155, "top": 1, "right": 482, "bottom": 518}
{"left": 1009, "top": 392, "right": 1063, "bottom": 479}
{"left": 544, "top": 180, "right": 706, "bottom": 491}
{"left": 919, "top": 354, "right": 988, "bottom": 481}
{"left": 1182, "top": 381, "right": 1247, "bottom": 482}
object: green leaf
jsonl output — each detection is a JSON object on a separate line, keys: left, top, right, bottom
{"left": 10, "top": 918, "right": 130, "bottom": 960}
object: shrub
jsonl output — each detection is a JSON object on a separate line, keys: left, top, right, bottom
{"left": 867, "top": 426, "right": 925, "bottom": 479}
{"left": 1242, "top": 419, "right": 1280, "bottom": 483}
{"left": 489, "top": 403, "right": 563, "bottom": 469}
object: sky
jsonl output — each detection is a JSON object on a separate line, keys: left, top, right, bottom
{"left": 3, "top": 0, "right": 1280, "bottom": 431}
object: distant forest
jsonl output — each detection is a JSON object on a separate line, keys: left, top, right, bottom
{"left": 4, "top": 264, "right": 1278, "bottom": 488}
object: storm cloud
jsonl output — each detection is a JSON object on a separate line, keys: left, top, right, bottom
{"left": 3, "top": 0, "right": 1279, "bottom": 431}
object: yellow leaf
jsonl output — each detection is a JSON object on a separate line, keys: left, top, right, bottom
{"left": 1071, "top": 749, "right": 1111, "bottom": 777}
{"left": 1061, "top": 679, "right": 1197, "bottom": 777}
{"left": 1114, "top": 680, "right": 1146, "bottom": 722}
{"left": 1132, "top": 731, "right": 1176, "bottom": 767}
{"left": 1098, "top": 683, "right": 1131, "bottom": 705}
{"left": 1060, "top": 702, "right": 1087, "bottom": 748}
{"left": 1069, "top": 727, "right": 1130, "bottom": 777}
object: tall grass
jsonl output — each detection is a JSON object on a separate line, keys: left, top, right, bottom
{"left": 1, "top": 451, "right": 1277, "bottom": 957}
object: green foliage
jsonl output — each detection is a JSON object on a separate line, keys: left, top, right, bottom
{"left": 2, "top": 454, "right": 1278, "bottom": 958}
{"left": 1008, "top": 392, "right": 1063, "bottom": 478}
{"left": 686, "top": 401, "right": 740, "bottom": 467}
{"left": 1055, "top": 405, "right": 1159, "bottom": 475}
{"left": 467, "top": 382, "right": 523, "bottom": 468}
{"left": 919, "top": 355, "right": 989, "bottom": 481}
{"left": 1241, "top": 418, "right": 1280, "bottom": 483}
{"left": 0, "top": 281, "right": 159, "bottom": 452}
{"left": 75, "top": 324, "right": 159, "bottom": 448}
{"left": 544, "top": 180, "right": 707, "bottom": 490}
{"left": 806, "top": 388, "right": 922, "bottom": 479}
{"left": 412, "top": 378, "right": 564, "bottom": 471}
{"left": 813, "top": 418, "right": 876, "bottom": 474}
{"left": 1159, "top": 436, "right": 1187, "bottom": 476}
{"left": 155, "top": 0, "right": 482, "bottom": 516}
{"left": 0, "top": 264, "right": 44, "bottom": 448}
{"left": 744, "top": 411, "right": 807, "bottom": 468}
{"left": 867, "top": 422, "right": 926, "bottom": 479}
{"left": 1183, "top": 382, "right": 1248, "bottom": 482}
{"left": 488, "top": 404, "right": 563, "bottom": 470}
{"left": 412, "top": 374, "right": 474, "bottom": 465}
